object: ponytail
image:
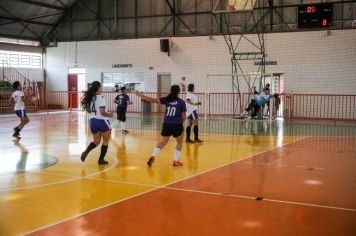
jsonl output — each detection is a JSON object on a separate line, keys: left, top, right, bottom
{"left": 81, "top": 81, "right": 101, "bottom": 112}
{"left": 166, "top": 85, "right": 180, "bottom": 102}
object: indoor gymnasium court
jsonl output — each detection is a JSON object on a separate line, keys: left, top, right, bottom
{"left": 0, "top": 0, "right": 355, "bottom": 236}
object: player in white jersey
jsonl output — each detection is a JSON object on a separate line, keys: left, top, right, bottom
{"left": 10, "top": 81, "right": 30, "bottom": 139}
{"left": 80, "top": 81, "right": 114, "bottom": 165}
{"left": 185, "top": 84, "right": 203, "bottom": 143}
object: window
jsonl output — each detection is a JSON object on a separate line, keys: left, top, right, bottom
{"left": 0, "top": 50, "right": 42, "bottom": 68}
{"left": 102, "top": 72, "right": 144, "bottom": 92}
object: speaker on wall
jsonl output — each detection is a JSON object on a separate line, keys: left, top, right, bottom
{"left": 160, "top": 39, "right": 170, "bottom": 53}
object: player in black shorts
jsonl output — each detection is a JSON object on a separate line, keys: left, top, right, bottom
{"left": 136, "top": 85, "right": 187, "bottom": 167}
{"left": 113, "top": 87, "right": 132, "bottom": 134}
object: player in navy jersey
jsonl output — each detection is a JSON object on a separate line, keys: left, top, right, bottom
{"left": 80, "top": 81, "right": 114, "bottom": 165}
{"left": 113, "top": 87, "right": 132, "bottom": 133}
{"left": 10, "top": 81, "right": 30, "bottom": 139}
{"left": 136, "top": 85, "right": 187, "bottom": 166}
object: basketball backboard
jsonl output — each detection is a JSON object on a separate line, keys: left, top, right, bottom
{"left": 213, "top": 0, "right": 257, "bottom": 13}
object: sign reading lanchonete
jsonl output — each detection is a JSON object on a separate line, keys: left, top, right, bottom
{"left": 254, "top": 61, "right": 278, "bottom": 66}
{"left": 112, "top": 64, "right": 133, "bottom": 68}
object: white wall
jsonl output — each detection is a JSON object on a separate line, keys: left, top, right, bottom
{"left": 15, "top": 68, "right": 44, "bottom": 82}
{"left": 0, "top": 43, "right": 44, "bottom": 82}
{"left": 45, "top": 29, "right": 356, "bottom": 94}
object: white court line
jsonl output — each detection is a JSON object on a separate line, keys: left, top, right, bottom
{"left": 244, "top": 162, "right": 271, "bottom": 165}
{"left": 163, "top": 186, "right": 356, "bottom": 212}
{"left": 22, "top": 136, "right": 310, "bottom": 236}
{"left": 0, "top": 153, "right": 120, "bottom": 192}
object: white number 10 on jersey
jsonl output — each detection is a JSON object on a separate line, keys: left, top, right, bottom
{"left": 166, "top": 107, "right": 176, "bottom": 116}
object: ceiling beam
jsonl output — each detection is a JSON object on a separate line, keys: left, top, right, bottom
{"left": 0, "top": 15, "right": 55, "bottom": 26}
{"left": 40, "top": 0, "right": 79, "bottom": 43}
{"left": 0, "top": 32, "right": 38, "bottom": 41}
{"left": 0, "top": 2, "right": 40, "bottom": 39}
{"left": 12, "top": 0, "right": 65, "bottom": 11}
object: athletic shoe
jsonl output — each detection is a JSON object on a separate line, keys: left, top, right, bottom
{"left": 147, "top": 156, "right": 155, "bottom": 167}
{"left": 98, "top": 159, "right": 109, "bottom": 165}
{"left": 121, "top": 130, "right": 129, "bottom": 134}
{"left": 12, "top": 133, "right": 21, "bottom": 139}
{"left": 80, "top": 152, "right": 87, "bottom": 162}
{"left": 194, "top": 138, "right": 204, "bottom": 143}
{"left": 173, "top": 160, "right": 183, "bottom": 166}
{"left": 186, "top": 139, "right": 195, "bottom": 143}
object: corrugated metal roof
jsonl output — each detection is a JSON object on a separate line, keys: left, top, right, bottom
{"left": 0, "top": 0, "right": 76, "bottom": 42}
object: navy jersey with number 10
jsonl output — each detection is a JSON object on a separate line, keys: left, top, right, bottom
{"left": 160, "top": 97, "right": 187, "bottom": 124}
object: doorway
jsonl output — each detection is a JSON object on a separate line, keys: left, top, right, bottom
{"left": 68, "top": 74, "right": 78, "bottom": 109}
{"left": 68, "top": 68, "right": 86, "bottom": 109}
{"left": 157, "top": 73, "right": 171, "bottom": 94}
{"left": 157, "top": 73, "right": 171, "bottom": 112}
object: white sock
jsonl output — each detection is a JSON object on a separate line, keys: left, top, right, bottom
{"left": 173, "top": 148, "right": 181, "bottom": 161}
{"left": 120, "top": 121, "right": 126, "bottom": 130}
{"left": 152, "top": 147, "right": 161, "bottom": 157}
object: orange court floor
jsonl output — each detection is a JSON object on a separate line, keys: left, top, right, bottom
{"left": 0, "top": 112, "right": 355, "bottom": 236}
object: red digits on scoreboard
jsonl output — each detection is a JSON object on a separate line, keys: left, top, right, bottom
{"left": 322, "top": 19, "right": 327, "bottom": 26}
{"left": 307, "top": 6, "right": 316, "bottom": 13}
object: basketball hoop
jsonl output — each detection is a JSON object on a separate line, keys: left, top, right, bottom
{"left": 214, "top": 0, "right": 257, "bottom": 13}
{"left": 228, "top": 0, "right": 237, "bottom": 11}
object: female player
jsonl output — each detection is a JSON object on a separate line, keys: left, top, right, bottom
{"left": 80, "top": 81, "right": 113, "bottom": 165}
{"left": 10, "top": 81, "right": 30, "bottom": 139}
{"left": 136, "top": 85, "right": 186, "bottom": 167}
{"left": 185, "top": 84, "right": 203, "bottom": 143}
{"left": 113, "top": 86, "right": 133, "bottom": 133}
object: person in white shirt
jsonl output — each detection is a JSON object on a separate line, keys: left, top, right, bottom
{"left": 185, "top": 84, "right": 203, "bottom": 143}
{"left": 10, "top": 81, "right": 29, "bottom": 139}
{"left": 80, "top": 81, "right": 114, "bottom": 165}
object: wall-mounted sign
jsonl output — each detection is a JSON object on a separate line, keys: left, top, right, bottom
{"left": 254, "top": 61, "right": 278, "bottom": 66}
{"left": 112, "top": 64, "right": 133, "bottom": 68}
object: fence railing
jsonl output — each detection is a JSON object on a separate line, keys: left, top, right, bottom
{"left": 0, "top": 91, "right": 38, "bottom": 114}
{"left": 1, "top": 60, "right": 32, "bottom": 92}
{"left": 290, "top": 94, "right": 356, "bottom": 120}
{"left": 1, "top": 91, "right": 355, "bottom": 121}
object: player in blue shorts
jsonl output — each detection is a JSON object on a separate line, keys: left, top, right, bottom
{"left": 10, "top": 81, "right": 30, "bottom": 139}
{"left": 113, "top": 87, "right": 132, "bottom": 134}
{"left": 136, "top": 85, "right": 187, "bottom": 167}
{"left": 80, "top": 81, "right": 114, "bottom": 165}
{"left": 185, "top": 84, "right": 203, "bottom": 143}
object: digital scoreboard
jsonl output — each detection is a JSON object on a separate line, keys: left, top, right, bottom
{"left": 298, "top": 4, "right": 333, "bottom": 28}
